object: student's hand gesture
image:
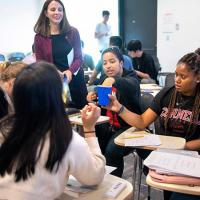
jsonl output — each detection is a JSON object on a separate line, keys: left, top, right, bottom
{"left": 81, "top": 103, "right": 100, "bottom": 132}
{"left": 63, "top": 70, "right": 72, "bottom": 83}
{"left": 86, "top": 91, "right": 97, "bottom": 102}
{"left": 105, "top": 94, "right": 122, "bottom": 113}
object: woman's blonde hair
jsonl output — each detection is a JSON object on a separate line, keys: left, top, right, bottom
{"left": 0, "top": 62, "right": 27, "bottom": 82}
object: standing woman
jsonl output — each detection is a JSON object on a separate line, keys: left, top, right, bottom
{"left": 34, "top": 0, "right": 87, "bottom": 109}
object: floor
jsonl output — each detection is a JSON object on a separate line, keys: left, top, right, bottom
{"left": 123, "top": 154, "right": 164, "bottom": 200}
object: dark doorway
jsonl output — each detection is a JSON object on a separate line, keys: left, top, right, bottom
{"left": 119, "top": 0, "right": 157, "bottom": 56}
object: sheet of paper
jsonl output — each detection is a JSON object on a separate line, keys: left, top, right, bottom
{"left": 144, "top": 151, "right": 200, "bottom": 178}
{"left": 105, "top": 165, "right": 117, "bottom": 174}
{"left": 66, "top": 175, "right": 96, "bottom": 194}
{"left": 125, "top": 134, "right": 161, "bottom": 147}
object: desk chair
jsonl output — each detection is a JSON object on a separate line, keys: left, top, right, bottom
{"left": 8, "top": 52, "right": 25, "bottom": 62}
{"left": 165, "top": 73, "right": 175, "bottom": 87}
{"left": 0, "top": 54, "right": 5, "bottom": 62}
{"left": 132, "top": 93, "right": 154, "bottom": 200}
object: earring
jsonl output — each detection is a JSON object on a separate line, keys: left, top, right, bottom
{"left": 197, "top": 80, "right": 200, "bottom": 83}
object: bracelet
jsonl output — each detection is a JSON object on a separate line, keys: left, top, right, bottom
{"left": 84, "top": 132, "right": 96, "bottom": 138}
{"left": 83, "top": 131, "right": 95, "bottom": 133}
{"left": 117, "top": 105, "right": 125, "bottom": 115}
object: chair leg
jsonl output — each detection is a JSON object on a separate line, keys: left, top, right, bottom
{"left": 131, "top": 151, "right": 138, "bottom": 200}
{"left": 147, "top": 185, "right": 151, "bottom": 200}
{"left": 136, "top": 156, "right": 143, "bottom": 200}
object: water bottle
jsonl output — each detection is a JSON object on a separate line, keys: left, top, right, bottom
{"left": 62, "top": 74, "right": 72, "bottom": 104}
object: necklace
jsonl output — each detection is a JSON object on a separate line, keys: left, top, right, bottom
{"left": 175, "top": 93, "right": 193, "bottom": 107}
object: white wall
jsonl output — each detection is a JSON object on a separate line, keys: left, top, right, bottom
{"left": 0, "top": 0, "right": 38, "bottom": 56}
{"left": 0, "top": 0, "right": 118, "bottom": 62}
{"left": 64, "top": 0, "right": 119, "bottom": 64}
{"left": 157, "top": 0, "right": 200, "bottom": 72}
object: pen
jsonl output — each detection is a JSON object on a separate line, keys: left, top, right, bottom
{"left": 124, "top": 135, "right": 144, "bottom": 139}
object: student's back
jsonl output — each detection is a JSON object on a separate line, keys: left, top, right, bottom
{"left": 0, "top": 61, "right": 105, "bottom": 199}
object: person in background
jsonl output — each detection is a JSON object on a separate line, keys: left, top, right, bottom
{"left": 127, "top": 39, "right": 158, "bottom": 84}
{"left": 105, "top": 48, "right": 200, "bottom": 200}
{"left": 88, "top": 36, "right": 136, "bottom": 85}
{"left": 87, "top": 47, "right": 141, "bottom": 177}
{"left": 81, "top": 40, "right": 95, "bottom": 71}
{"left": 95, "top": 10, "right": 112, "bottom": 53}
{"left": 0, "top": 61, "right": 105, "bottom": 199}
{"left": 109, "top": 36, "right": 133, "bottom": 71}
{"left": 34, "top": 0, "right": 87, "bottom": 109}
{"left": 81, "top": 40, "right": 95, "bottom": 83}
{"left": 22, "top": 44, "right": 36, "bottom": 64}
{"left": 0, "top": 62, "right": 27, "bottom": 119}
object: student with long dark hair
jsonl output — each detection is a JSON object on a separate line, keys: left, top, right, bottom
{"left": 34, "top": 0, "right": 87, "bottom": 109}
{"left": 106, "top": 49, "right": 200, "bottom": 200}
{"left": 0, "top": 62, "right": 105, "bottom": 199}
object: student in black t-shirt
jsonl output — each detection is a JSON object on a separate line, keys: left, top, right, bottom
{"left": 127, "top": 39, "right": 158, "bottom": 84}
{"left": 87, "top": 47, "right": 141, "bottom": 177}
{"left": 105, "top": 48, "right": 200, "bottom": 200}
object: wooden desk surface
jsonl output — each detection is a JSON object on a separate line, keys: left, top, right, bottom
{"left": 146, "top": 174, "right": 200, "bottom": 196}
{"left": 69, "top": 115, "right": 110, "bottom": 126}
{"left": 114, "top": 127, "right": 186, "bottom": 150}
{"left": 59, "top": 174, "right": 133, "bottom": 200}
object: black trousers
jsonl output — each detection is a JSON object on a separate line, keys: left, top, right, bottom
{"left": 95, "top": 123, "right": 132, "bottom": 177}
{"left": 69, "top": 68, "right": 87, "bottom": 109}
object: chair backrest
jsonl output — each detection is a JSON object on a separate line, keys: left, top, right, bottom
{"left": 152, "top": 55, "right": 161, "bottom": 73}
{"left": 165, "top": 73, "right": 175, "bottom": 87}
{"left": 140, "top": 92, "right": 154, "bottom": 112}
{"left": 8, "top": 52, "right": 25, "bottom": 62}
{"left": 0, "top": 54, "right": 5, "bottom": 62}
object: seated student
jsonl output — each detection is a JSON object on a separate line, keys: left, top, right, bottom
{"left": 87, "top": 47, "right": 141, "bottom": 177}
{"left": 88, "top": 36, "right": 136, "bottom": 86}
{"left": 22, "top": 44, "right": 36, "bottom": 64}
{"left": 127, "top": 39, "right": 158, "bottom": 84}
{"left": 81, "top": 40, "right": 95, "bottom": 71}
{"left": 0, "top": 62, "right": 105, "bottom": 199}
{"left": 0, "top": 61, "right": 27, "bottom": 119}
{"left": 109, "top": 36, "right": 133, "bottom": 71}
{"left": 105, "top": 48, "right": 200, "bottom": 199}
{"left": 81, "top": 40, "right": 95, "bottom": 83}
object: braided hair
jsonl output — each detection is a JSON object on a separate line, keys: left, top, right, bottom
{"left": 164, "top": 48, "right": 200, "bottom": 137}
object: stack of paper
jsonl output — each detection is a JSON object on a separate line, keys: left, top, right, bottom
{"left": 124, "top": 130, "right": 161, "bottom": 147}
{"left": 144, "top": 150, "right": 200, "bottom": 178}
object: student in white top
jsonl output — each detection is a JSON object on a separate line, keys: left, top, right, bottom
{"left": 95, "top": 10, "right": 112, "bottom": 52}
{"left": 0, "top": 61, "right": 105, "bottom": 200}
